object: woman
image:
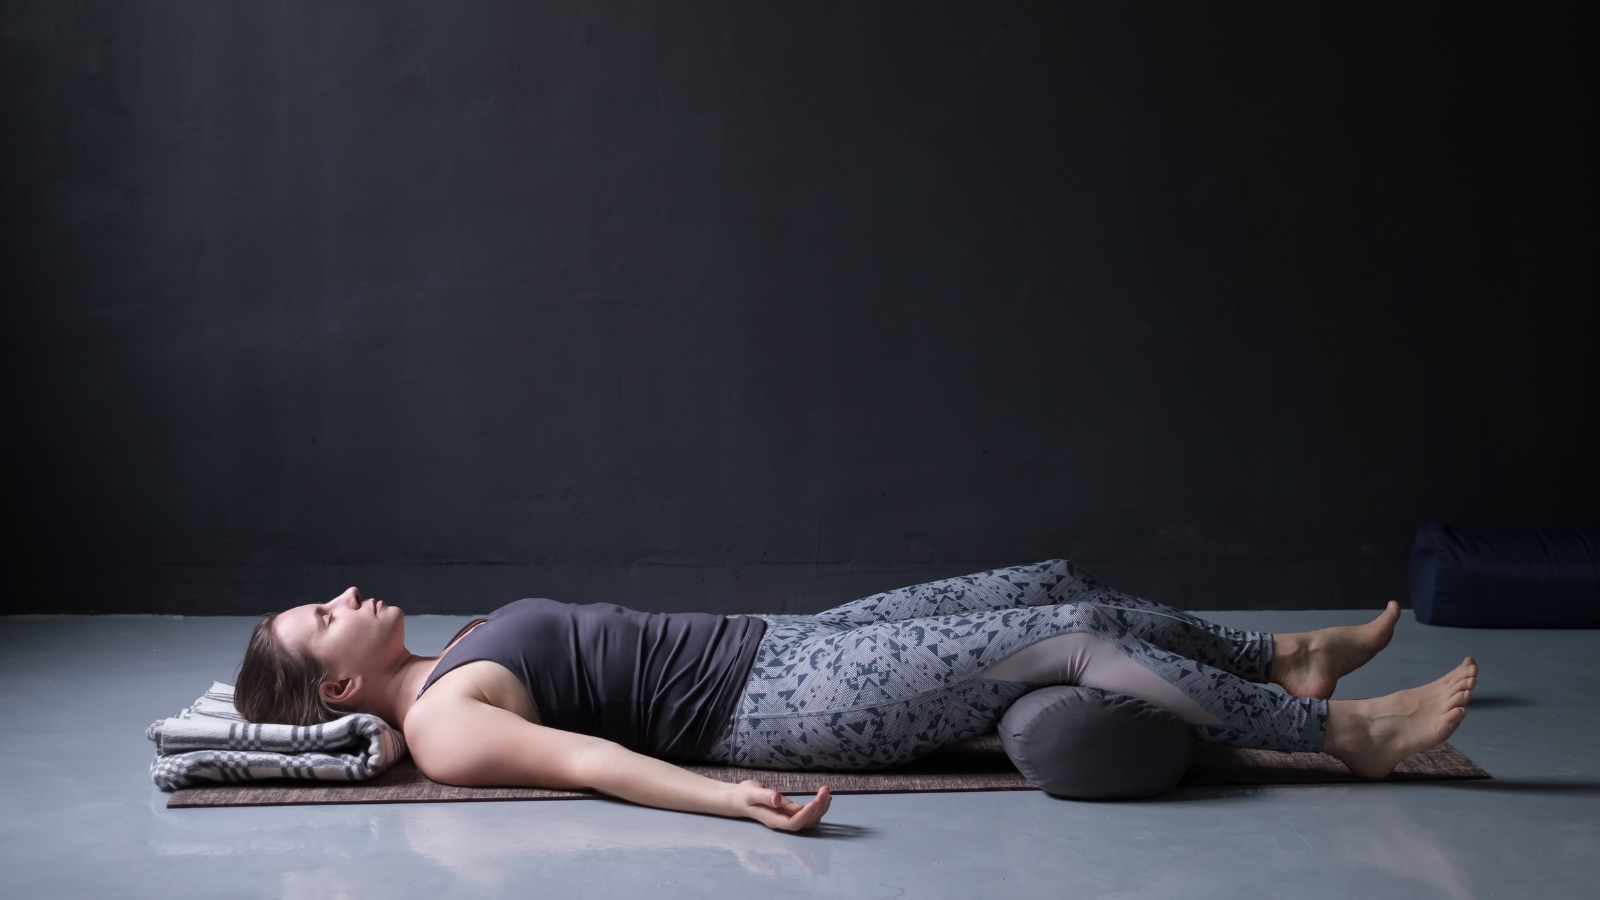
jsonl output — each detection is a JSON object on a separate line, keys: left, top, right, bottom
{"left": 234, "top": 560, "right": 1476, "bottom": 832}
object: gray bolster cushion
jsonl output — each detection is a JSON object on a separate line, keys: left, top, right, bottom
{"left": 998, "top": 686, "right": 1193, "bottom": 800}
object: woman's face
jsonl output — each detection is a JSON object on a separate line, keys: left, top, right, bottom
{"left": 273, "top": 586, "right": 407, "bottom": 678}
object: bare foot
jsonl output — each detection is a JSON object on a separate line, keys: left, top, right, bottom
{"left": 1271, "top": 601, "right": 1401, "bottom": 699}
{"left": 1322, "top": 657, "right": 1478, "bottom": 779}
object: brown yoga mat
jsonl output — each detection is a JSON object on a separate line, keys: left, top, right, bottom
{"left": 167, "top": 736, "right": 1488, "bottom": 808}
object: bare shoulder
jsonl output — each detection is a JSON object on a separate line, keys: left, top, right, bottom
{"left": 400, "top": 660, "right": 576, "bottom": 788}
{"left": 404, "top": 659, "right": 541, "bottom": 736}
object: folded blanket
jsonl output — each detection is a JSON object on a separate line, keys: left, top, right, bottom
{"left": 146, "top": 682, "right": 408, "bottom": 791}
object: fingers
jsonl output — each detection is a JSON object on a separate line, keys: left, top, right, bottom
{"left": 749, "top": 786, "right": 832, "bottom": 832}
{"left": 781, "top": 790, "right": 831, "bottom": 831}
{"left": 807, "top": 786, "right": 832, "bottom": 824}
{"left": 745, "top": 781, "right": 811, "bottom": 814}
{"left": 746, "top": 781, "right": 801, "bottom": 813}
{"left": 788, "top": 802, "right": 825, "bottom": 830}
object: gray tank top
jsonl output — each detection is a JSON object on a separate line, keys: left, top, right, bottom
{"left": 417, "top": 598, "right": 766, "bottom": 760}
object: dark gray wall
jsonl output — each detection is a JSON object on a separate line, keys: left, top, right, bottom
{"left": 3, "top": 1, "right": 1597, "bottom": 616}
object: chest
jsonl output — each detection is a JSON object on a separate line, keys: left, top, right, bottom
{"left": 420, "top": 659, "right": 543, "bottom": 724}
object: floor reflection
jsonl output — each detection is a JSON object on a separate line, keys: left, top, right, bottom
{"left": 281, "top": 868, "right": 363, "bottom": 900}
{"left": 1334, "top": 794, "right": 1477, "bottom": 900}
{"left": 394, "top": 803, "right": 836, "bottom": 885}
{"left": 146, "top": 785, "right": 1479, "bottom": 900}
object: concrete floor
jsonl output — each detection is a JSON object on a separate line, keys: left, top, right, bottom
{"left": 1, "top": 611, "right": 1596, "bottom": 900}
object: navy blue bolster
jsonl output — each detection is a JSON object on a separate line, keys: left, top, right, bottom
{"left": 1410, "top": 521, "right": 1600, "bottom": 628}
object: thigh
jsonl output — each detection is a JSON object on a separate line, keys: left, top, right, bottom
{"left": 726, "top": 678, "right": 1031, "bottom": 770}
{"left": 1078, "top": 592, "right": 1275, "bottom": 682}
{"left": 722, "top": 604, "right": 1103, "bottom": 769}
{"left": 810, "top": 559, "right": 1101, "bottom": 627}
{"left": 819, "top": 562, "right": 1276, "bottom": 683}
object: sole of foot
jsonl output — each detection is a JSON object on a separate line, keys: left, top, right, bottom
{"left": 1275, "top": 601, "right": 1402, "bottom": 700}
{"left": 1326, "top": 656, "right": 1478, "bottom": 779}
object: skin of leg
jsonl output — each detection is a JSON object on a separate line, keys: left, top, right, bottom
{"left": 1320, "top": 656, "right": 1478, "bottom": 778}
{"left": 1268, "top": 601, "right": 1403, "bottom": 700}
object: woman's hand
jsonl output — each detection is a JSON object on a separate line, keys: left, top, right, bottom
{"left": 730, "top": 780, "right": 831, "bottom": 831}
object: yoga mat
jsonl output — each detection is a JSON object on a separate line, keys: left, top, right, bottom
{"left": 166, "top": 736, "right": 1489, "bottom": 808}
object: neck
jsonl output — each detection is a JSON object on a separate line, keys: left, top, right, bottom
{"left": 361, "top": 652, "right": 442, "bottom": 729}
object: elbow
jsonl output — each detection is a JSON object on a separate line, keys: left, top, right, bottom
{"left": 412, "top": 751, "right": 482, "bottom": 788}
{"left": 410, "top": 737, "right": 504, "bottom": 787}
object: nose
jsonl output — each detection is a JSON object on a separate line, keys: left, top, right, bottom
{"left": 338, "top": 586, "right": 363, "bottom": 608}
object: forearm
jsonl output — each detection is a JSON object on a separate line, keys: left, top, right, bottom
{"left": 574, "top": 742, "right": 740, "bottom": 818}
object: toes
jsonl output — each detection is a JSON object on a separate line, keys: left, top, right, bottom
{"left": 1369, "top": 602, "right": 1400, "bottom": 632}
{"left": 1437, "top": 706, "right": 1467, "bottom": 739}
{"left": 1367, "top": 603, "right": 1400, "bottom": 632}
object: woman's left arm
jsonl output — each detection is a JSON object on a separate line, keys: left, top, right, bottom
{"left": 408, "top": 694, "right": 830, "bottom": 831}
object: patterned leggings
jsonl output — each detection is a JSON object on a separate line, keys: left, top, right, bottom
{"left": 704, "top": 560, "right": 1327, "bottom": 770}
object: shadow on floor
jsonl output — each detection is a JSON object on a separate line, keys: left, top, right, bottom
{"left": 1466, "top": 694, "right": 1538, "bottom": 709}
{"left": 1044, "top": 785, "right": 1274, "bottom": 805}
{"left": 1436, "top": 779, "right": 1600, "bottom": 795}
{"left": 794, "top": 822, "right": 876, "bottom": 840}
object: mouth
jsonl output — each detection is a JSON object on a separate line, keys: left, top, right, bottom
{"left": 374, "top": 599, "right": 384, "bottom": 614}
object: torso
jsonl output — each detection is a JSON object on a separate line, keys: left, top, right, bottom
{"left": 403, "top": 623, "right": 541, "bottom": 734}
{"left": 403, "top": 598, "right": 767, "bottom": 760}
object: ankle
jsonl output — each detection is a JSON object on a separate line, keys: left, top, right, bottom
{"left": 1269, "top": 633, "right": 1307, "bottom": 682}
{"left": 1321, "top": 700, "right": 1363, "bottom": 757}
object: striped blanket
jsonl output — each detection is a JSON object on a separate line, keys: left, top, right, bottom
{"left": 146, "top": 682, "right": 408, "bottom": 791}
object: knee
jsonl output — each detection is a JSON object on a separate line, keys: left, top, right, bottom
{"left": 1042, "top": 558, "right": 1099, "bottom": 587}
{"left": 1039, "top": 558, "right": 1084, "bottom": 580}
{"left": 1047, "top": 601, "right": 1122, "bottom": 635}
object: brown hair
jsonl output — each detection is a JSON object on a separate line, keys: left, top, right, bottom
{"left": 234, "top": 612, "right": 489, "bottom": 725}
{"left": 233, "top": 613, "right": 345, "bottom": 726}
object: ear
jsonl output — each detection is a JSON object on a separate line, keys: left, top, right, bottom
{"left": 320, "top": 675, "right": 363, "bottom": 708}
